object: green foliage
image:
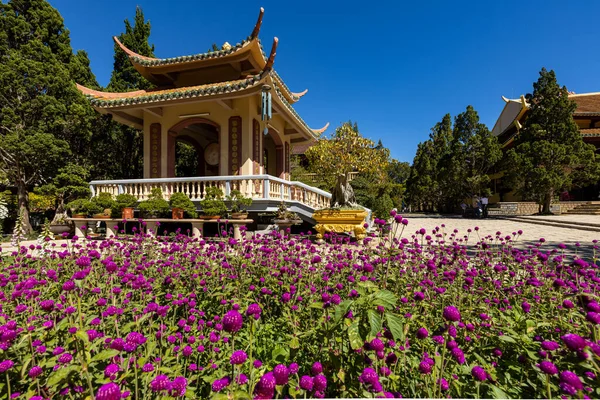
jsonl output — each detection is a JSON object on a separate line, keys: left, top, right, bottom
{"left": 169, "top": 192, "right": 197, "bottom": 218}
{"left": 199, "top": 187, "right": 227, "bottom": 216}
{"left": 37, "top": 163, "right": 90, "bottom": 212}
{"left": 115, "top": 193, "right": 138, "bottom": 208}
{"left": 175, "top": 141, "right": 199, "bottom": 178}
{"left": 226, "top": 190, "right": 253, "bottom": 213}
{"left": 504, "top": 68, "right": 600, "bottom": 213}
{"left": 92, "top": 192, "right": 116, "bottom": 213}
{"left": 138, "top": 188, "right": 169, "bottom": 217}
{"left": 275, "top": 202, "right": 299, "bottom": 221}
{"left": 407, "top": 108, "right": 501, "bottom": 212}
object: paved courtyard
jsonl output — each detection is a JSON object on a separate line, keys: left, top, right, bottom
{"left": 396, "top": 215, "right": 600, "bottom": 259}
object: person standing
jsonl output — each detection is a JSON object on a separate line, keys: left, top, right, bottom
{"left": 481, "top": 195, "right": 489, "bottom": 218}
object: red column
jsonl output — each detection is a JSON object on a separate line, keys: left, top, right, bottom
{"left": 229, "top": 116, "right": 242, "bottom": 175}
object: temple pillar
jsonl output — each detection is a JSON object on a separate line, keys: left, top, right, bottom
{"left": 228, "top": 116, "right": 242, "bottom": 175}
{"left": 253, "top": 119, "right": 262, "bottom": 175}
{"left": 145, "top": 122, "right": 162, "bottom": 178}
{"left": 276, "top": 144, "right": 284, "bottom": 178}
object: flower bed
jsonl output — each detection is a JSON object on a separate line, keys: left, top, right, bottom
{"left": 0, "top": 216, "right": 599, "bottom": 399}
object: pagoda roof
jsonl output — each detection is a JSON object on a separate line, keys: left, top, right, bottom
{"left": 112, "top": 8, "right": 306, "bottom": 104}
{"left": 570, "top": 92, "right": 600, "bottom": 115}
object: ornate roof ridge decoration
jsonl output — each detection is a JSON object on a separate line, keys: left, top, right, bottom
{"left": 76, "top": 74, "right": 265, "bottom": 108}
{"left": 271, "top": 70, "right": 303, "bottom": 104}
{"left": 312, "top": 122, "right": 329, "bottom": 135}
{"left": 271, "top": 80, "right": 325, "bottom": 139}
{"left": 568, "top": 91, "right": 600, "bottom": 98}
{"left": 264, "top": 37, "right": 278, "bottom": 72}
{"left": 114, "top": 7, "right": 265, "bottom": 67}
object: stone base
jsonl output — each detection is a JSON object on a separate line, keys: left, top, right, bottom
{"left": 312, "top": 209, "right": 368, "bottom": 240}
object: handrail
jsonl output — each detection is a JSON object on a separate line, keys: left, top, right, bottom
{"left": 90, "top": 174, "right": 332, "bottom": 199}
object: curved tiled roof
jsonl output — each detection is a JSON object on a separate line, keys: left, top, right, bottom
{"left": 271, "top": 79, "right": 325, "bottom": 139}
{"left": 77, "top": 74, "right": 265, "bottom": 108}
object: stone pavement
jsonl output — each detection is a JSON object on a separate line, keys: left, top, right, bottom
{"left": 395, "top": 215, "right": 600, "bottom": 259}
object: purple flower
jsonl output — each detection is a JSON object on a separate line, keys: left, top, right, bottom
{"left": 562, "top": 333, "right": 587, "bottom": 351}
{"left": 369, "top": 338, "right": 384, "bottom": 352}
{"left": 311, "top": 362, "right": 323, "bottom": 375}
{"left": 299, "top": 375, "right": 314, "bottom": 391}
{"left": 451, "top": 347, "right": 465, "bottom": 364}
{"left": 230, "top": 350, "right": 247, "bottom": 365}
{"left": 212, "top": 377, "right": 230, "bottom": 392}
{"left": 560, "top": 371, "right": 583, "bottom": 390}
{"left": 416, "top": 327, "right": 429, "bottom": 339}
{"left": 442, "top": 306, "right": 461, "bottom": 322}
{"left": 419, "top": 361, "right": 432, "bottom": 374}
{"left": 254, "top": 372, "right": 276, "bottom": 399}
{"left": 142, "top": 363, "right": 154, "bottom": 373}
{"left": 171, "top": 376, "right": 187, "bottom": 397}
{"left": 471, "top": 366, "right": 487, "bottom": 381}
{"left": 359, "top": 367, "right": 383, "bottom": 392}
{"left": 538, "top": 361, "right": 558, "bottom": 375}
{"left": 104, "top": 363, "right": 120, "bottom": 379}
{"left": 313, "top": 374, "right": 327, "bottom": 392}
{"left": 96, "top": 383, "right": 121, "bottom": 400}
{"left": 246, "top": 303, "right": 262, "bottom": 316}
{"left": 586, "top": 312, "right": 600, "bottom": 325}
{"left": 541, "top": 341, "right": 560, "bottom": 351}
{"left": 150, "top": 375, "right": 171, "bottom": 392}
{"left": 28, "top": 366, "right": 43, "bottom": 378}
{"left": 58, "top": 353, "right": 73, "bottom": 364}
{"left": 222, "top": 310, "right": 243, "bottom": 333}
{"left": 521, "top": 301, "right": 531, "bottom": 313}
{"left": 273, "top": 364, "right": 290, "bottom": 385}
{"left": 289, "top": 363, "right": 299, "bottom": 374}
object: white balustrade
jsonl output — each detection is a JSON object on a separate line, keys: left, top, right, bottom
{"left": 90, "top": 174, "right": 332, "bottom": 213}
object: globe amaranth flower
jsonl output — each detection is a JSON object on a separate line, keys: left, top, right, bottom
{"left": 560, "top": 371, "right": 583, "bottom": 393}
{"left": 451, "top": 347, "right": 465, "bottom": 364}
{"left": 212, "top": 377, "right": 230, "bottom": 392}
{"left": 442, "top": 306, "right": 461, "bottom": 322}
{"left": 58, "top": 353, "right": 73, "bottom": 364}
{"left": 273, "top": 364, "right": 290, "bottom": 385}
{"left": 96, "top": 382, "right": 121, "bottom": 400}
{"left": 150, "top": 375, "right": 171, "bottom": 392}
{"left": 437, "top": 378, "right": 449, "bottom": 391}
{"left": 359, "top": 367, "right": 383, "bottom": 392}
{"left": 586, "top": 312, "right": 600, "bottom": 325}
{"left": 230, "top": 350, "right": 247, "bottom": 365}
{"left": 104, "top": 363, "right": 120, "bottom": 380}
{"left": 416, "top": 327, "right": 429, "bottom": 339}
{"left": 299, "top": 375, "right": 314, "bottom": 391}
{"left": 170, "top": 376, "right": 187, "bottom": 397}
{"left": 254, "top": 372, "right": 276, "bottom": 399}
{"left": 538, "top": 361, "right": 558, "bottom": 375}
{"left": 418, "top": 361, "right": 432, "bottom": 374}
{"left": 28, "top": 365, "right": 43, "bottom": 378}
{"left": 313, "top": 374, "right": 327, "bottom": 392}
{"left": 142, "top": 363, "right": 154, "bottom": 373}
{"left": 562, "top": 333, "right": 587, "bottom": 351}
{"left": 311, "top": 362, "right": 323, "bottom": 375}
{"left": 289, "top": 363, "right": 299, "bottom": 374}
{"left": 471, "top": 366, "right": 487, "bottom": 381}
{"left": 222, "top": 310, "right": 243, "bottom": 333}
{"left": 369, "top": 338, "right": 384, "bottom": 352}
{"left": 541, "top": 341, "right": 560, "bottom": 351}
{"left": 246, "top": 303, "right": 262, "bottom": 316}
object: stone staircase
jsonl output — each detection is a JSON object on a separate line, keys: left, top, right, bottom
{"left": 566, "top": 201, "right": 600, "bottom": 215}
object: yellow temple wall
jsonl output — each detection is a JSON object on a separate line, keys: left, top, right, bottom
{"left": 142, "top": 96, "right": 291, "bottom": 179}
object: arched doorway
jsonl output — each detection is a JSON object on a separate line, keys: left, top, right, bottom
{"left": 167, "top": 118, "right": 220, "bottom": 178}
{"left": 263, "top": 128, "right": 284, "bottom": 178}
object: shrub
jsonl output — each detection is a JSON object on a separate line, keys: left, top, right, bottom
{"left": 169, "top": 192, "right": 197, "bottom": 218}
{"left": 226, "top": 189, "right": 253, "bottom": 213}
{"left": 138, "top": 188, "right": 170, "bottom": 217}
{"left": 199, "top": 186, "right": 227, "bottom": 216}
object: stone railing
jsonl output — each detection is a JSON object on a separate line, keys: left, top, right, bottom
{"left": 89, "top": 174, "right": 331, "bottom": 211}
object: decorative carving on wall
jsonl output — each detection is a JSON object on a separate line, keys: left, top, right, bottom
{"left": 150, "top": 123, "right": 162, "bottom": 178}
{"left": 229, "top": 116, "right": 242, "bottom": 175}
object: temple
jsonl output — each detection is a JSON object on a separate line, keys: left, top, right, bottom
{"left": 490, "top": 92, "right": 600, "bottom": 203}
{"left": 77, "top": 8, "right": 331, "bottom": 220}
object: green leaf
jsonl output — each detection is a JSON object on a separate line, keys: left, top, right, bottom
{"left": 348, "top": 320, "right": 363, "bottom": 350}
{"left": 489, "top": 384, "right": 510, "bottom": 399}
{"left": 373, "top": 290, "right": 397, "bottom": 308}
{"left": 47, "top": 365, "right": 77, "bottom": 387}
{"left": 271, "top": 346, "right": 289, "bottom": 362}
{"left": 367, "top": 309, "right": 382, "bottom": 338}
{"left": 91, "top": 349, "right": 120, "bottom": 363}
{"left": 498, "top": 335, "right": 516, "bottom": 344}
{"left": 334, "top": 300, "right": 353, "bottom": 323}
{"left": 310, "top": 302, "right": 324, "bottom": 309}
{"left": 385, "top": 313, "right": 404, "bottom": 342}
{"left": 233, "top": 391, "right": 251, "bottom": 399}
{"left": 289, "top": 336, "right": 299, "bottom": 349}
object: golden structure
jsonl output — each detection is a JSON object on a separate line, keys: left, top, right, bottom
{"left": 313, "top": 209, "right": 369, "bottom": 240}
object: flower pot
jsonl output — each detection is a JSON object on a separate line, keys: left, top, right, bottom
{"left": 49, "top": 224, "right": 71, "bottom": 235}
{"left": 201, "top": 215, "right": 221, "bottom": 220}
{"left": 122, "top": 207, "right": 134, "bottom": 219}
{"left": 172, "top": 208, "right": 184, "bottom": 220}
{"left": 93, "top": 213, "right": 111, "bottom": 219}
{"left": 72, "top": 213, "right": 86, "bottom": 219}
{"left": 231, "top": 212, "right": 248, "bottom": 220}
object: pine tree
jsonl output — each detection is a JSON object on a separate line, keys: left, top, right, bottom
{"left": 0, "top": 0, "right": 93, "bottom": 233}
{"left": 505, "top": 68, "right": 600, "bottom": 213}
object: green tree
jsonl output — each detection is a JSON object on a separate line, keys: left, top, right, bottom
{"left": 0, "top": 0, "right": 93, "bottom": 233}
{"left": 505, "top": 68, "right": 600, "bottom": 213}
{"left": 37, "top": 163, "right": 90, "bottom": 224}
{"left": 305, "top": 122, "right": 389, "bottom": 208}
{"left": 92, "top": 6, "right": 155, "bottom": 180}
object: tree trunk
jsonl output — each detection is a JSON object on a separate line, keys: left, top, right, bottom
{"left": 17, "top": 180, "right": 33, "bottom": 234}
{"left": 542, "top": 190, "right": 553, "bottom": 214}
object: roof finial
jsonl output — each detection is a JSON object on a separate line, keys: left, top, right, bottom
{"left": 251, "top": 7, "right": 265, "bottom": 39}
{"left": 312, "top": 122, "right": 330, "bottom": 135}
{"left": 113, "top": 36, "right": 155, "bottom": 61}
{"left": 264, "top": 37, "right": 278, "bottom": 72}
{"left": 293, "top": 89, "right": 309, "bottom": 99}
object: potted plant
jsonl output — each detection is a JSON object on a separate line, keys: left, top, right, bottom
{"left": 273, "top": 202, "right": 301, "bottom": 235}
{"left": 113, "top": 193, "right": 138, "bottom": 219}
{"left": 66, "top": 198, "right": 89, "bottom": 218}
{"left": 138, "top": 188, "right": 170, "bottom": 218}
{"left": 91, "top": 192, "right": 116, "bottom": 219}
{"left": 169, "top": 192, "right": 197, "bottom": 219}
{"left": 227, "top": 189, "right": 253, "bottom": 219}
{"left": 199, "top": 186, "right": 227, "bottom": 219}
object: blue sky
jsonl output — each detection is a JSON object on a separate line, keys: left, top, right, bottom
{"left": 50, "top": 0, "right": 600, "bottom": 163}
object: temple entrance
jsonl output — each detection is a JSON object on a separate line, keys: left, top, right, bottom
{"left": 168, "top": 118, "right": 220, "bottom": 178}
{"left": 264, "top": 128, "right": 284, "bottom": 178}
